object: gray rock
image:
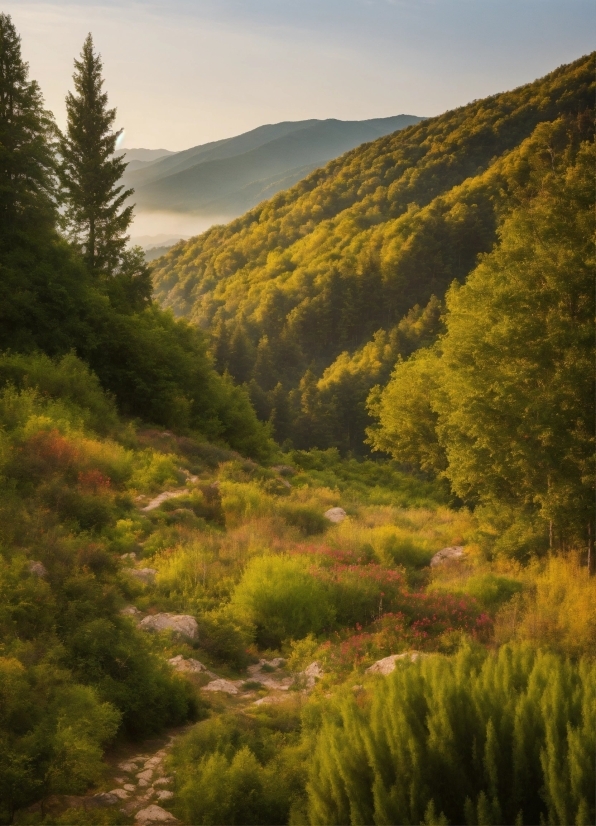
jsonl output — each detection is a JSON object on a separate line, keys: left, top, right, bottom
{"left": 120, "top": 605, "right": 142, "bottom": 618}
{"left": 154, "top": 777, "right": 173, "bottom": 787}
{"left": 156, "top": 790, "right": 174, "bottom": 801}
{"left": 366, "top": 651, "right": 426, "bottom": 675}
{"left": 120, "top": 552, "right": 137, "bottom": 561}
{"left": 168, "top": 655, "right": 216, "bottom": 676}
{"left": 87, "top": 792, "right": 121, "bottom": 808}
{"left": 28, "top": 560, "right": 48, "bottom": 578}
{"left": 125, "top": 568, "right": 157, "bottom": 584}
{"left": 299, "top": 661, "right": 324, "bottom": 688}
{"left": 430, "top": 546, "right": 465, "bottom": 567}
{"left": 107, "top": 788, "right": 129, "bottom": 800}
{"left": 202, "top": 678, "right": 240, "bottom": 695}
{"left": 135, "top": 804, "right": 179, "bottom": 824}
{"left": 324, "top": 507, "right": 347, "bottom": 524}
{"left": 139, "top": 613, "right": 199, "bottom": 641}
{"left": 137, "top": 769, "right": 154, "bottom": 783}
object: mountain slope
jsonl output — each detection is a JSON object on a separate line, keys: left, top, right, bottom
{"left": 124, "top": 116, "right": 422, "bottom": 216}
{"left": 151, "top": 53, "right": 595, "bottom": 453}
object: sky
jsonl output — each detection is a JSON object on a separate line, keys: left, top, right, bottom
{"left": 6, "top": 0, "right": 595, "bottom": 152}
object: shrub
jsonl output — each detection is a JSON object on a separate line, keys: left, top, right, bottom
{"left": 232, "top": 556, "right": 335, "bottom": 648}
{"left": 280, "top": 504, "right": 329, "bottom": 536}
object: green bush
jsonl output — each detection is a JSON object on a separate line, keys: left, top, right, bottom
{"left": 280, "top": 504, "right": 329, "bottom": 536}
{"left": 232, "top": 556, "right": 335, "bottom": 648}
{"left": 304, "top": 644, "right": 596, "bottom": 826}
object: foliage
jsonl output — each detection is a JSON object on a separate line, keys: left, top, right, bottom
{"left": 152, "top": 54, "right": 595, "bottom": 453}
{"left": 370, "top": 139, "right": 595, "bottom": 552}
{"left": 304, "top": 644, "right": 595, "bottom": 826}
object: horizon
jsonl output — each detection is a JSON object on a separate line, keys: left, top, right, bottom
{"left": 5, "top": 1, "right": 594, "bottom": 151}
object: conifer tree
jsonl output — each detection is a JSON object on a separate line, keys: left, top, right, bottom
{"left": 59, "top": 34, "right": 149, "bottom": 306}
{"left": 0, "top": 13, "right": 56, "bottom": 236}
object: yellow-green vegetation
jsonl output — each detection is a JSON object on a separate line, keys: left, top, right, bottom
{"left": 152, "top": 53, "right": 594, "bottom": 454}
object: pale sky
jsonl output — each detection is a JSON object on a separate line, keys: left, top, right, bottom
{"left": 6, "top": 0, "right": 594, "bottom": 151}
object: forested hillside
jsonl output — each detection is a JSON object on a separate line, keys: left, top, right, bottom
{"left": 152, "top": 53, "right": 594, "bottom": 453}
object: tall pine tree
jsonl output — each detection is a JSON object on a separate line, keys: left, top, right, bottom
{"left": 59, "top": 34, "right": 150, "bottom": 308}
{"left": 0, "top": 13, "right": 56, "bottom": 238}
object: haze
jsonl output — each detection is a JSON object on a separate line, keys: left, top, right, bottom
{"left": 6, "top": 0, "right": 595, "bottom": 150}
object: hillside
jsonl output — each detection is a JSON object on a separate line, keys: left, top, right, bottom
{"left": 123, "top": 115, "right": 422, "bottom": 217}
{"left": 151, "top": 53, "right": 595, "bottom": 453}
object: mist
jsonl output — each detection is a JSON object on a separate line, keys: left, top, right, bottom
{"left": 129, "top": 210, "right": 233, "bottom": 247}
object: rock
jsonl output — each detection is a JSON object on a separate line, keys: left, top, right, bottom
{"left": 202, "top": 678, "right": 240, "bottom": 695}
{"left": 118, "top": 760, "right": 140, "bottom": 772}
{"left": 253, "top": 694, "right": 287, "bottom": 706}
{"left": 366, "top": 651, "right": 426, "bottom": 675}
{"left": 135, "top": 804, "right": 179, "bottom": 824}
{"left": 28, "top": 560, "right": 48, "bottom": 578}
{"left": 324, "top": 507, "right": 347, "bottom": 524}
{"left": 138, "top": 779, "right": 150, "bottom": 788}
{"left": 120, "top": 552, "right": 137, "bottom": 561}
{"left": 107, "top": 788, "right": 129, "bottom": 799}
{"left": 120, "top": 605, "right": 142, "bottom": 618}
{"left": 154, "top": 777, "right": 173, "bottom": 787}
{"left": 137, "top": 769, "right": 154, "bottom": 783}
{"left": 430, "top": 546, "right": 465, "bottom": 567}
{"left": 141, "top": 490, "right": 187, "bottom": 512}
{"left": 156, "top": 790, "right": 174, "bottom": 801}
{"left": 144, "top": 756, "right": 162, "bottom": 769}
{"left": 139, "top": 613, "right": 199, "bottom": 641}
{"left": 87, "top": 792, "right": 121, "bottom": 808}
{"left": 125, "top": 568, "right": 157, "bottom": 584}
{"left": 123, "top": 784, "right": 136, "bottom": 792}
{"left": 168, "top": 655, "right": 216, "bottom": 676}
{"left": 299, "top": 661, "right": 324, "bottom": 688}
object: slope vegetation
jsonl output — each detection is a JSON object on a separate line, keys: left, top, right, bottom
{"left": 152, "top": 53, "right": 595, "bottom": 453}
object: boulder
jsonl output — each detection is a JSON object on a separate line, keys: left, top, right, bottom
{"left": 28, "top": 560, "right": 48, "bottom": 578}
{"left": 202, "top": 678, "right": 240, "bottom": 695}
{"left": 120, "top": 605, "right": 142, "bottom": 618}
{"left": 366, "top": 651, "right": 425, "bottom": 675}
{"left": 324, "top": 507, "right": 347, "bottom": 524}
{"left": 156, "top": 790, "right": 174, "bottom": 801}
{"left": 168, "top": 655, "right": 216, "bottom": 677}
{"left": 300, "top": 661, "right": 324, "bottom": 688}
{"left": 430, "top": 546, "right": 465, "bottom": 567}
{"left": 107, "top": 789, "right": 129, "bottom": 800}
{"left": 125, "top": 568, "right": 157, "bottom": 584}
{"left": 86, "top": 792, "right": 121, "bottom": 808}
{"left": 139, "top": 613, "right": 199, "bottom": 641}
{"left": 135, "top": 804, "right": 179, "bottom": 824}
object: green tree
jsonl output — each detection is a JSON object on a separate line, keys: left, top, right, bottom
{"left": 59, "top": 34, "right": 150, "bottom": 306}
{"left": 0, "top": 13, "right": 56, "bottom": 236}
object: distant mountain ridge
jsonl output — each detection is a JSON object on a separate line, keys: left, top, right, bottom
{"left": 123, "top": 115, "right": 422, "bottom": 217}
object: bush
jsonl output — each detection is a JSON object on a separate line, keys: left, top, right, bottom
{"left": 232, "top": 556, "right": 335, "bottom": 648}
{"left": 280, "top": 504, "right": 329, "bottom": 536}
{"left": 305, "top": 644, "right": 596, "bottom": 826}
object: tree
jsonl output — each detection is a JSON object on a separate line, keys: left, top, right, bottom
{"left": 0, "top": 13, "right": 56, "bottom": 237}
{"left": 59, "top": 34, "right": 150, "bottom": 305}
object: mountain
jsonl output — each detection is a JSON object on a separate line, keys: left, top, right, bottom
{"left": 123, "top": 116, "right": 422, "bottom": 216}
{"left": 151, "top": 53, "right": 595, "bottom": 453}
{"left": 115, "top": 146, "right": 175, "bottom": 172}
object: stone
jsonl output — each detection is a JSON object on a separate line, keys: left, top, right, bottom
{"left": 298, "top": 661, "right": 324, "bottom": 689}
{"left": 154, "top": 777, "right": 173, "bottom": 787}
{"left": 28, "top": 560, "right": 48, "bottom": 578}
{"left": 141, "top": 490, "right": 187, "bottom": 512}
{"left": 120, "top": 552, "right": 137, "bottom": 561}
{"left": 107, "top": 789, "right": 129, "bottom": 799}
{"left": 138, "top": 779, "right": 150, "bottom": 788}
{"left": 135, "top": 804, "right": 180, "bottom": 824}
{"left": 324, "top": 507, "right": 347, "bottom": 524}
{"left": 144, "top": 756, "right": 162, "bottom": 769}
{"left": 125, "top": 568, "right": 157, "bottom": 584}
{"left": 87, "top": 792, "right": 121, "bottom": 808}
{"left": 366, "top": 651, "right": 425, "bottom": 675}
{"left": 253, "top": 694, "right": 287, "bottom": 706}
{"left": 202, "top": 678, "right": 239, "bottom": 695}
{"left": 120, "top": 605, "right": 142, "bottom": 618}
{"left": 430, "top": 546, "right": 465, "bottom": 567}
{"left": 118, "top": 760, "right": 140, "bottom": 772}
{"left": 168, "top": 655, "right": 216, "bottom": 676}
{"left": 123, "top": 784, "right": 136, "bottom": 792}
{"left": 156, "top": 790, "right": 174, "bottom": 801}
{"left": 137, "top": 769, "right": 154, "bottom": 783}
{"left": 139, "top": 613, "right": 199, "bottom": 641}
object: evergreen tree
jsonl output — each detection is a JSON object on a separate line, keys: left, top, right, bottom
{"left": 0, "top": 13, "right": 56, "bottom": 237}
{"left": 59, "top": 34, "right": 149, "bottom": 306}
